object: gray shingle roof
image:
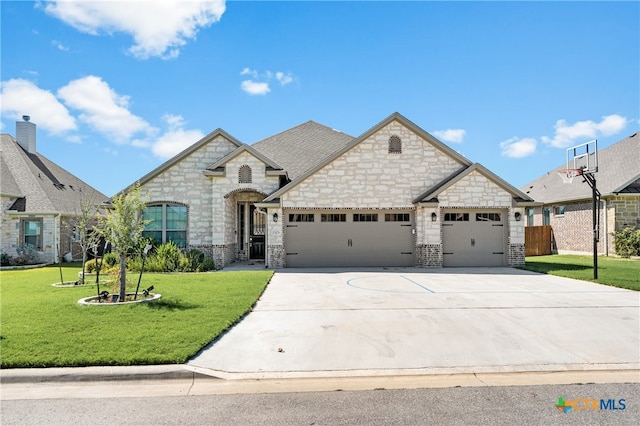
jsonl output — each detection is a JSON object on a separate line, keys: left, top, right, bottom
{"left": 1, "top": 133, "right": 108, "bottom": 213}
{"left": 521, "top": 132, "right": 640, "bottom": 203}
{"left": 251, "top": 121, "right": 354, "bottom": 180}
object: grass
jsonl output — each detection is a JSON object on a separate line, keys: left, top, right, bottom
{"left": 522, "top": 255, "right": 640, "bottom": 291}
{"left": 0, "top": 263, "right": 273, "bottom": 368}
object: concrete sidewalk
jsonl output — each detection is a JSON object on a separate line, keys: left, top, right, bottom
{"left": 188, "top": 267, "right": 640, "bottom": 379}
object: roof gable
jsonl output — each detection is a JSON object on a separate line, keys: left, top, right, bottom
{"left": 114, "top": 128, "right": 243, "bottom": 196}
{"left": 265, "top": 112, "right": 473, "bottom": 202}
{"left": 415, "top": 163, "right": 534, "bottom": 204}
{"left": 205, "top": 144, "right": 283, "bottom": 172}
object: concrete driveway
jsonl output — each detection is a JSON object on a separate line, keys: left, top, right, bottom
{"left": 188, "top": 267, "right": 640, "bottom": 379}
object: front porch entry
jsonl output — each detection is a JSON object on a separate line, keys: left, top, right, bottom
{"left": 238, "top": 202, "right": 265, "bottom": 260}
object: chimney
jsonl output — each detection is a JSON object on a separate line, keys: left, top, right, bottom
{"left": 16, "top": 115, "right": 36, "bottom": 154}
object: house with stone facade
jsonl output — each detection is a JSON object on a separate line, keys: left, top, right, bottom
{"left": 521, "top": 132, "right": 640, "bottom": 255}
{"left": 120, "top": 112, "right": 535, "bottom": 268}
{"left": 1, "top": 117, "right": 108, "bottom": 264}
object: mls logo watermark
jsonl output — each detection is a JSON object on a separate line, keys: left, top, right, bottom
{"left": 555, "top": 396, "right": 626, "bottom": 414}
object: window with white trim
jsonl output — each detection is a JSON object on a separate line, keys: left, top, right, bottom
{"left": 142, "top": 203, "right": 188, "bottom": 247}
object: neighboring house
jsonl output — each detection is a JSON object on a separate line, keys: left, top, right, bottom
{"left": 0, "top": 117, "right": 108, "bottom": 263}
{"left": 521, "top": 132, "right": 640, "bottom": 255}
{"left": 119, "top": 112, "right": 535, "bottom": 268}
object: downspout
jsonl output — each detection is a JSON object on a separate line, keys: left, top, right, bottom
{"left": 602, "top": 198, "right": 608, "bottom": 256}
{"left": 257, "top": 208, "right": 269, "bottom": 268}
{"left": 54, "top": 214, "right": 61, "bottom": 264}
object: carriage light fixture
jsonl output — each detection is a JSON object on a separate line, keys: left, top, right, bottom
{"left": 515, "top": 212, "right": 522, "bottom": 221}
{"left": 273, "top": 213, "right": 279, "bottom": 222}
{"left": 431, "top": 212, "right": 437, "bottom": 222}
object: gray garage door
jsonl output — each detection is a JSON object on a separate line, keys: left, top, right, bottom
{"left": 442, "top": 210, "right": 507, "bottom": 267}
{"left": 284, "top": 210, "right": 415, "bottom": 267}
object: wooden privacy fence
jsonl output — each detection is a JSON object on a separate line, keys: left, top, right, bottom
{"left": 525, "top": 225, "right": 553, "bottom": 256}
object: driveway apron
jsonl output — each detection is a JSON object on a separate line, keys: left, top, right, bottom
{"left": 188, "top": 267, "right": 640, "bottom": 379}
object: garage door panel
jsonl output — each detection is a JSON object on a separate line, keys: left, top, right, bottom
{"left": 285, "top": 211, "right": 414, "bottom": 267}
{"left": 442, "top": 210, "right": 507, "bottom": 267}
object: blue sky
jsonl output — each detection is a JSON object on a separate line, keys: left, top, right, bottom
{"left": 1, "top": 1, "right": 638, "bottom": 197}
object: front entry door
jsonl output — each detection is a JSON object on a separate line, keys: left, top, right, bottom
{"left": 249, "top": 205, "right": 265, "bottom": 259}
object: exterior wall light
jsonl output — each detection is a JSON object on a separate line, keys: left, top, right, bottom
{"left": 273, "top": 213, "right": 279, "bottom": 222}
{"left": 514, "top": 212, "right": 522, "bottom": 221}
{"left": 431, "top": 212, "right": 437, "bottom": 222}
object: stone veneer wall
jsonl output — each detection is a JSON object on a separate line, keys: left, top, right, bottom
{"left": 139, "top": 135, "right": 238, "bottom": 248}
{"left": 281, "top": 121, "right": 465, "bottom": 209}
{"left": 139, "top": 137, "right": 280, "bottom": 268}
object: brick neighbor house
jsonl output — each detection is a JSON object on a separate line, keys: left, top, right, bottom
{"left": 116, "top": 112, "right": 535, "bottom": 268}
{"left": 521, "top": 132, "right": 640, "bottom": 255}
{"left": 1, "top": 117, "right": 108, "bottom": 263}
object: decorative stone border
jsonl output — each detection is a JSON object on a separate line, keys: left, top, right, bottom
{"left": 51, "top": 281, "right": 96, "bottom": 288}
{"left": 78, "top": 293, "right": 161, "bottom": 306}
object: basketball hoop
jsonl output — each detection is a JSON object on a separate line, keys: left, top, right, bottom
{"left": 557, "top": 168, "right": 583, "bottom": 184}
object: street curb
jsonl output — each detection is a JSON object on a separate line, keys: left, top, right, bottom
{"left": 0, "top": 365, "right": 219, "bottom": 384}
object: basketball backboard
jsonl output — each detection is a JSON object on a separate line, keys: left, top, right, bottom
{"left": 566, "top": 139, "right": 598, "bottom": 174}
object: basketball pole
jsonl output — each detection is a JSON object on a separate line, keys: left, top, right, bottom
{"left": 582, "top": 172, "right": 600, "bottom": 280}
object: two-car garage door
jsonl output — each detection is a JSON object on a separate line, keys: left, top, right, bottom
{"left": 284, "top": 210, "right": 414, "bottom": 267}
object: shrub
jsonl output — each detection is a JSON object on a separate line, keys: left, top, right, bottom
{"left": 85, "top": 259, "right": 97, "bottom": 273}
{"left": 1, "top": 252, "right": 11, "bottom": 266}
{"left": 155, "top": 242, "right": 182, "bottom": 272}
{"left": 103, "top": 252, "right": 118, "bottom": 267}
{"left": 614, "top": 228, "right": 640, "bottom": 258}
{"left": 200, "top": 257, "right": 216, "bottom": 272}
{"left": 14, "top": 245, "right": 41, "bottom": 265}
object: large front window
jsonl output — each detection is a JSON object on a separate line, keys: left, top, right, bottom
{"left": 142, "top": 203, "right": 187, "bottom": 247}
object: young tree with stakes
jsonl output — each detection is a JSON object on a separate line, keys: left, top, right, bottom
{"left": 97, "top": 183, "right": 147, "bottom": 301}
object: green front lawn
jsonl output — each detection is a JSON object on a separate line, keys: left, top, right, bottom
{"left": 522, "top": 255, "right": 640, "bottom": 291}
{"left": 0, "top": 264, "right": 272, "bottom": 368}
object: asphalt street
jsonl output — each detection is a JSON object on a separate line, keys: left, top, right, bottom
{"left": 3, "top": 383, "right": 639, "bottom": 425}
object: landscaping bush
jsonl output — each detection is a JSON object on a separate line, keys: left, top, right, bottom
{"left": 1, "top": 246, "right": 42, "bottom": 266}
{"left": 103, "top": 252, "right": 118, "bottom": 267}
{"left": 614, "top": 227, "right": 640, "bottom": 258}
{"left": 156, "top": 241, "right": 182, "bottom": 272}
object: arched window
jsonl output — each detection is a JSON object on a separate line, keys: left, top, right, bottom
{"left": 238, "top": 165, "right": 252, "bottom": 183}
{"left": 388, "top": 135, "right": 402, "bottom": 153}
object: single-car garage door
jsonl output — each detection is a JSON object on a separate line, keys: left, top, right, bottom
{"left": 442, "top": 209, "right": 507, "bottom": 267}
{"left": 284, "top": 210, "right": 414, "bottom": 267}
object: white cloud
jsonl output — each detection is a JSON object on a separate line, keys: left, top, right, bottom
{"left": 275, "top": 71, "right": 293, "bottom": 86}
{"left": 43, "top": 0, "right": 226, "bottom": 59}
{"left": 240, "top": 68, "right": 258, "bottom": 78}
{"left": 0, "top": 78, "right": 77, "bottom": 134}
{"left": 52, "top": 40, "right": 69, "bottom": 51}
{"left": 57, "top": 75, "right": 152, "bottom": 142}
{"left": 541, "top": 114, "right": 627, "bottom": 148}
{"left": 241, "top": 80, "right": 271, "bottom": 96}
{"left": 500, "top": 137, "right": 537, "bottom": 158}
{"left": 145, "top": 114, "right": 205, "bottom": 159}
{"left": 240, "top": 68, "right": 294, "bottom": 95}
{"left": 432, "top": 128, "right": 466, "bottom": 144}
